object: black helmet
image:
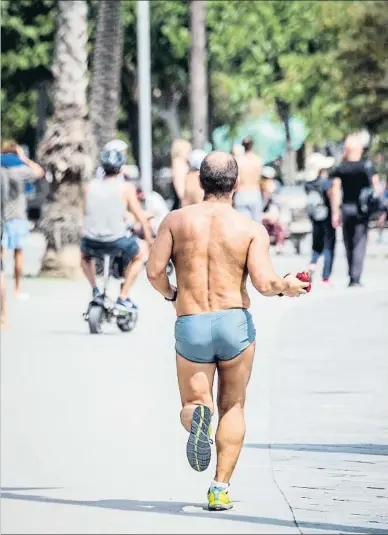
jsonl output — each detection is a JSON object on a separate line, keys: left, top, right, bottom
{"left": 100, "top": 148, "right": 127, "bottom": 175}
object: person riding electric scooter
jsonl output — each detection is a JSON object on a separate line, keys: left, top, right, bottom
{"left": 81, "top": 147, "right": 153, "bottom": 318}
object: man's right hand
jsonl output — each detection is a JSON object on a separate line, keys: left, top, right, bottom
{"left": 283, "top": 274, "right": 309, "bottom": 297}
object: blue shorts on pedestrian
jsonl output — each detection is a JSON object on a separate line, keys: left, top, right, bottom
{"left": 1, "top": 218, "right": 29, "bottom": 250}
{"left": 175, "top": 308, "right": 256, "bottom": 364}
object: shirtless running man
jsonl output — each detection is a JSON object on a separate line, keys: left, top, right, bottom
{"left": 146, "top": 151, "right": 308, "bottom": 511}
{"left": 233, "top": 136, "right": 263, "bottom": 221}
{"left": 181, "top": 149, "right": 207, "bottom": 207}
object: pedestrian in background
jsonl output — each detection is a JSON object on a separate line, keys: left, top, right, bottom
{"left": 233, "top": 136, "right": 263, "bottom": 221}
{"left": 171, "top": 139, "right": 192, "bottom": 210}
{"left": 0, "top": 141, "right": 44, "bottom": 299}
{"left": 1, "top": 167, "right": 9, "bottom": 328}
{"left": 304, "top": 152, "right": 336, "bottom": 285}
{"left": 181, "top": 149, "right": 207, "bottom": 207}
{"left": 260, "top": 166, "right": 286, "bottom": 254}
{"left": 331, "top": 134, "right": 381, "bottom": 287}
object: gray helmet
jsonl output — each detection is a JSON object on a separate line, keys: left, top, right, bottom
{"left": 103, "top": 139, "right": 128, "bottom": 153}
{"left": 100, "top": 148, "right": 127, "bottom": 174}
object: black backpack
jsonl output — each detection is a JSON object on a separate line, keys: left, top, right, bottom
{"left": 306, "top": 185, "right": 329, "bottom": 222}
{"left": 358, "top": 161, "right": 382, "bottom": 216}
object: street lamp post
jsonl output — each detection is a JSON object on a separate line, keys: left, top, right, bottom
{"left": 137, "top": 0, "right": 153, "bottom": 194}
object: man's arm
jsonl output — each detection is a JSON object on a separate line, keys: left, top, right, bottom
{"left": 247, "top": 223, "right": 308, "bottom": 297}
{"left": 172, "top": 159, "right": 186, "bottom": 200}
{"left": 125, "top": 183, "right": 153, "bottom": 247}
{"left": 146, "top": 215, "right": 176, "bottom": 299}
{"left": 330, "top": 177, "right": 342, "bottom": 228}
{"left": 16, "top": 145, "right": 44, "bottom": 179}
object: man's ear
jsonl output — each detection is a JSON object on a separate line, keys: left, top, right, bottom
{"left": 233, "top": 175, "right": 240, "bottom": 192}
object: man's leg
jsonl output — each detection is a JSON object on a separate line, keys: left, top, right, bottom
{"left": 214, "top": 343, "right": 255, "bottom": 484}
{"left": 350, "top": 220, "right": 369, "bottom": 284}
{"left": 310, "top": 222, "right": 324, "bottom": 265}
{"left": 1, "top": 272, "right": 6, "bottom": 329}
{"left": 119, "top": 250, "right": 143, "bottom": 300}
{"left": 1, "top": 243, "right": 7, "bottom": 327}
{"left": 176, "top": 354, "right": 216, "bottom": 431}
{"left": 342, "top": 213, "right": 355, "bottom": 282}
{"left": 322, "top": 224, "right": 336, "bottom": 281}
{"left": 176, "top": 354, "right": 216, "bottom": 472}
{"left": 81, "top": 255, "right": 97, "bottom": 290}
{"left": 14, "top": 248, "right": 23, "bottom": 295}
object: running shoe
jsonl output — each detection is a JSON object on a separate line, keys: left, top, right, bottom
{"left": 116, "top": 297, "right": 137, "bottom": 312}
{"left": 186, "top": 405, "right": 212, "bottom": 472}
{"left": 91, "top": 288, "right": 104, "bottom": 305}
{"left": 92, "top": 287, "right": 102, "bottom": 298}
{"left": 208, "top": 486, "right": 233, "bottom": 511}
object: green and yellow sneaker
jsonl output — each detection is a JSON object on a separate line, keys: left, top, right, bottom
{"left": 208, "top": 486, "right": 233, "bottom": 511}
{"left": 186, "top": 405, "right": 212, "bottom": 472}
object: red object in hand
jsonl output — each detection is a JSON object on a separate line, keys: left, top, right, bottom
{"left": 296, "top": 271, "right": 312, "bottom": 293}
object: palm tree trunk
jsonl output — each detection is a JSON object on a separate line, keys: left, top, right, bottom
{"left": 189, "top": 0, "right": 208, "bottom": 150}
{"left": 37, "top": 0, "right": 94, "bottom": 278}
{"left": 276, "top": 97, "right": 296, "bottom": 185}
{"left": 90, "top": 0, "right": 123, "bottom": 156}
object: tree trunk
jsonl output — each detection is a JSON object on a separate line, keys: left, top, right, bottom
{"left": 37, "top": 0, "right": 94, "bottom": 278}
{"left": 90, "top": 0, "right": 123, "bottom": 157}
{"left": 189, "top": 0, "right": 208, "bottom": 150}
{"left": 153, "top": 92, "right": 182, "bottom": 140}
{"left": 37, "top": 81, "right": 49, "bottom": 144}
{"left": 276, "top": 97, "right": 296, "bottom": 185}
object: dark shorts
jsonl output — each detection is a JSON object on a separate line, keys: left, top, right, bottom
{"left": 81, "top": 236, "right": 140, "bottom": 269}
{"left": 175, "top": 308, "right": 256, "bottom": 364}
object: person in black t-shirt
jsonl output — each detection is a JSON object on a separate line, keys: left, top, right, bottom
{"left": 304, "top": 153, "right": 336, "bottom": 284}
{"left": 331, "top": 134, "right": 381, "bottom": 287}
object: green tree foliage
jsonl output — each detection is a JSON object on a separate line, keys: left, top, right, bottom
{"left": 1, "top": 0, "right": 56, "bottom": 152}
{"left": 2, "top": 0, "right": 387, "bottom": 158}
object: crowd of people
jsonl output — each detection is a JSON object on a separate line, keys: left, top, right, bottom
{"left": 1, "top": 132, "right": 387, "bottom": 324}
{"left": 171, "top": 132, "right": 386, "bottom": 288}
{"left": 1, "top": 132, "right": 387, "bottom": 510}
{"left": 305, "top": 134, "right": 384, "bottom": 287}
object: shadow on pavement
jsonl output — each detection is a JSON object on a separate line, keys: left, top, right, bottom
{"left": 1, "top": 487, "right": 60, "bottom": 492}
{"left": 244, "top": 443, "right": 388, "bottom": 456}
{"left": 1, "top": 490, "right": 387, "bottom": 534}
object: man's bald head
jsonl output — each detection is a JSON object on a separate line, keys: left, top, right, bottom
{"left": 200, "top": 151, "right": 238, "bottom": 198}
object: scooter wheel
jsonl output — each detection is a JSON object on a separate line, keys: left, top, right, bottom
{"left": 88, "top": 305, "right": 105, "bottom": 334}
{"left": 117, "top": 311, "right": 138, "bottom": 332}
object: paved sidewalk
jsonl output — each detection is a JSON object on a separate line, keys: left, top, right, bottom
{"left": 1, "top": 232, "right": 388, "bottom": 534}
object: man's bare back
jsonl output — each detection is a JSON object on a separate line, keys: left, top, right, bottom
{"left": 168, "top": 201, "right": 254, "bottom": 315}
{"left": 237, "top": 151, "right": 262, "bottom": 191}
